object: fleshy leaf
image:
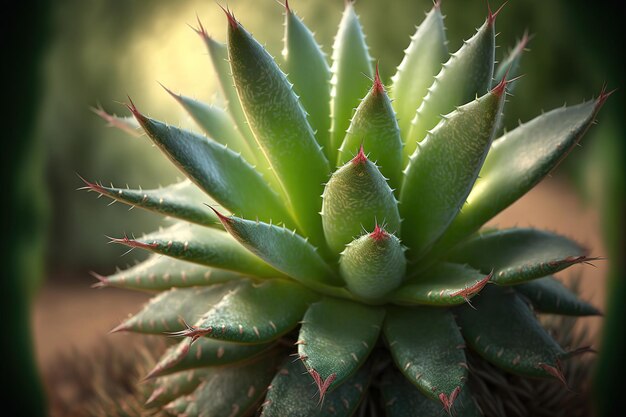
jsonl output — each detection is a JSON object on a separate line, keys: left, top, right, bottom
{"left": 112, "top": 283, "right": 239, "bottom": 334}
{"left": 228, "top": 13, "right": 330, "bottom": 248}
{"left": 339, "top": 225, "right": 406, "bottom": 302}
{"left": 456, "top": 285, "right": 565, "bottom": 379}
{"left": 129, "top": 106, "right": 293, "bottom": 226}
{"left": 515, "top": 276, "right": 601, "bottom": 316}
{"left": 446, "top": 228, "right": 591, "bottom": 285}
{"left": 147, "top": 336, "right": 274, "bottom": 379}
{"left": 81, "top": 179, "right": 220, "bottom": 228}
{"left": 381, "top": 367, "right": 482, "bottom": 417}
{"left": 217, "top": 213, "right": 339, "bottom": 286}
{"left": 163, "top": 88, "right": 258, "bottom": 165}
{"left": 188, "top": 279, "right": 316, "bottom": 343}
{"left": 391, "top": 262, "right": 491, "bottom": 306}
{"left": 261, "top": 355, "right": 370, "bottom": 417}
{"left": 400, "top": 86, "right": 505, "bottom": 260}
{"left": 283, "top": 3, "right": 332, "bottom": 157}
{"left": 492, "top": 31, "right": 529, "bottom": 89}
{"left": 322, "top": 148, "right": 400, "bottom": 254}
{"left": 337, "top": 70, "right": 404, "bottom": 189}
{"left": 179, "top": 350, "right": 281, "bottom": 417}
{"left": 329, "top": 1, "right": 374, "bottom": 162}
{"left": 438, "top": 99, "right": 604, "bottom": 246}
{"left": 110, "top": 223, "right": 280, "bottom": 278}
{"left": 146, "top": 368, "right": 209, "bottom": 408}
{"left": 404, "top": 14, "right": 496, "bottom": 159}
{"left": 298, "top": 298, "right": 384, "bottom": 393}
{"left": 391, "top": 3, "right": 447, "bottom": 138}
{"left": 93, "top": 255, "right": 242, "bottom": 291}
{"left": 384, "top": 306, "right": 467, "bottom": 408}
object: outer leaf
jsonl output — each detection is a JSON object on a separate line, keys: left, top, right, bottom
{"left": 391, "top": 262, "right": 490, "bottom": 306}
{"left": 129, "top": 107, "right": 293, "bottom": 226}
{"left": 446, "top": 228, "right": 590, "bottom": 285}
{"left": 384, "top": 306, "right": 467, "bottom": 408}
{"left": 82, "top": 179, "right": 221, "bottom": 228}
{"left": 391, "top": 3, "right": 447, "bottom": 138}
{"left": 339, "top": 226, "right": 406, "bottom": 301}
{"left": 111, "top": 283, "right": 238, "bottom": 334}
{"left": 329, "top": 2, "right": 374, "bottom": 162}
{"left": 298, "top": 298, "right": 384, "bottom": 393}
{"left": 261, "top": 356, "right": 370, "bottom": 417}
{"left": 515, "top": 276, "right": 601, "bottom": 316}
{"left": 180, "top": 351, "right": 281, "bottom": 417}
{"left": 322, "top": 149, "right": 400, "bottom": 254}
{"left": 218, "top": 214, "right": 339, "bottom": 286}
{"left": 456, "top": 285, "right": 565, "bottom": 379}
{"left": 228, "top": 14, "right": 330, "bottom": 247}
{"left": 337, "top": 72, "right": 404, "bottom": 189}
{"left": 191, "top": 279, "right": 316, "bottom": 344}
{"left": 400, "top": 87, "right": 505, "bottom": 260}
{"left": 146, "top": 368, "right": 209, "bottom": 408}
{"left": 381, "top": 368, "right": 482, "bottom": 417}
{"left": 492, "top": 32, "right": 529, "bottom": 89}
{"left": 94, "top": 255, "right": 242, "bottom": 291}
{"left": 164, "top": 89, "right": 257, "bottom": 165}
{"left": 283, "top": 3, "right": 331, "bottom": 157}
{"left": 111, "top": 223, "right": 280, "bottom": 278}
{"left": 404, "top": 15, "right": 496, "bottom": 159}
{"left": 438, "top": 99, "right": 604, "bottom": 246}
{"left": 147, "top": 336, "right": 274, "bottom": 379}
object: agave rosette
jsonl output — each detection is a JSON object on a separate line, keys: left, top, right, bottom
{"left": 84, "top": 1, "right": 606, "bottom": 416}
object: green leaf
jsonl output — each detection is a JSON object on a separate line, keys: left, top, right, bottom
{"left": 130, "top": 108, "right": 293, "bottom": 226}
{"left": 390, "top": 3, "right": 447, "bottom": 138}
{"left": 438, "top": 100, "right": 602, "bottom": 245}
{"left": 219, "top": 214, "right": 339, "bottom": 286}
{"left": 283, "top": 3, "right": 331, "bottom": 158}
{"left": 180, "top": 350, "right": 281, "bottom": 417}
{"left": 456, "top": 285, "right": 565, "bottom": 379}
{"left": 146, "top": 368, "right": 209, "bottom": 408}
{"left": 261, "top": 355, "right": 370, "bottom": 417}
{"left": 329, "top": 1, "right": 374, "bottom": 162}
{"left": 228, "top": 15, "right": 330, "bottom": 248}
{"left": 384, "top": 306, "right": 467, "bottom": 407}
{"left": 391, "top": 262, "right": 490, "bottom": 306}
{"left": 190, "top": 279, "right": 316, "bottom": 343}
{"left": 492, "top": 32, "right": 529, "bottom": 89}
{"left": 298, "top": 298, "right": 384, "bottom": 393}
{"left": 400, "top": 88, "right": 504, "bottom": 260}
{"left": 111, "top": 223, "right": 280, "bottom": 278}
{"left": 337, "top": 72, "right": 404, "bottom": 189}
{"left": 404, "top": 15, "right": 496, "bottom": 160}
{"left": 446, "top": 228, "right": 591, "bottom": 285}
{"left": 147, "top": 336, "right": 274, "bottom": 379}
{"left": 94, "top": 255, "right": 242, "bottom": 291}
{"left": 164, "top": 88, "right": 258, "bottom": 165}
{"left": 111, "top": 283, "right": 239, "bottom": 334}
{"left": 82, "top": 179, "right": 220, "bottom": 228}
{"left": 381, "top": 368, "right": 482, "bottom": 417}
{"left": 322, "top": 150, "right": 400, "bottom": 254}
{"left": 515, "top": 277, "right": 601, "bottom": 316}
{"left": 339, "top": 226, "right": 406, "bottom": 301}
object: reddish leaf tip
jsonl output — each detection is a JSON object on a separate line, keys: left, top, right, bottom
{"left": 487, "top": 1, "right": 507, "bottom": 26}
{"left": 373, "top": 62, "right": 384, "bottom": 94}
{"left": 433, "top": 0, "right": 442, "bottom": 10}
{"left": 89, "top": 271, "right": 109, "bottom": 288}
{"left": 285, "top": 0, "right": 290, "bottom": 13}
{"left": 538, "top": 362, "right": 567, "bottom": 387}
{"left": 126, "top": 96, "right": 146, "bottom": 123}
{"left": 307, "top": 368, "right": 337, "bottom": 403}
{"left": 208, "top": 205, "right": 232, "bottom": 224}
{"left": 451, "top": 272, "right": 492, "bottom": 300}
{"left": 351, "top": 144, "right": 368, "bottom": 165}
{"left": 370, "top": 224, "right": 389, "bottom": 241}
{"left": 109, "top": 234, "right": 158, "bottom": 250}
{"left": 191, "top": 15, "right": 209, "bottom": 39}
{"left": 219, "top": 4, "right": 238, "bottom": 30}
{"left": 145, "top": 387, "right": 166, "bottom": 405}
{"left": 491, "top": 72, "right": 509, "bottom": 97}
{"left": 109, "top": 322, "right": 130, "bottom": 334}
{"left": 595, "top": 83, "right": 616, "bottom": 112}
{"left": 438, "top": 386, "right": 461, "bottom": 414}
{"left": 77, "top": 173, "right": 105, "bottom": 194}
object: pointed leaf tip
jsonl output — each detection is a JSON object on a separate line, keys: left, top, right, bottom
{"left": 487, "top": 1, "right": 507, "bottom": 26}
{"left": 109, "top": 234, "right": 158, "bottom": 250}
{"left": 351, "top": 144, "right": 368, "bottom": 164}
{"left": 207, "top": 205, "right": 232, "bottom": 224}
{"left": 596, "top": 83, "right": 616, "bottom": 112}
{"left": 439, "top": 386, "right": 461, "bottom": 415}
{"left": 538, "top": 362, "right": 567, "bottom": 386}
{"left": 219, "top": 4, "right": 238, "bottom": 30}
{"left": 126, "top": 96, "right": 146, "bottom": 123}
{"left": 373, "top": 63, "right": 384, "bottom": 94}
{"left": 434, "top": 0, "right": 442, "bottom": 9}
{"left": 450, "top": 271, "right": 492, "bottom": 302}
{"left": 89, "top": 271, "right": 109, "bottom": 288}
{"left": 192, "top": 15, "right": 209, "bottom": 39}
{"left": 370, "top": 224, "right": 389, "bottom": 241}
{"left": 491, "top": 72, "right": 509, "bottom": 97}
{"left": 285, "top": 0, "right": 290, "bottom": 12}
{"left": 307, "top": 368, "right": 336, "bottom": 403}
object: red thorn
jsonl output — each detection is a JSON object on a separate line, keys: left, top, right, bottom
{"left": 208, "top": 205, "right": 232, "bottom": 224}
{"left": 89, "top": 271, "right": 109, "bottom": 288}
{"left": 563, "top": 346, "right": 597, "bottom": 359}
{"left": 126, "top": 96, "right": 147, "bottom": 124}
{"left": 491, "top": 71, "right": 509, "bottom": 97}
{"left": 451, "top": 272, "right": 492, "bottom": 301}
{"left": 351, "top": 144, "right": 368, "bottom": 165}
{"left": 285, "top": 0, "right": 290, "bottom": 12}
{"left": 192, "top": 14, "right": 208, "bottom": 39}
{"left": 145, "top": 386, "right": 166, "bottom": 405}
{"left": 433, "top": 0, "right": 442, "bottom": 10}
{"left": 218, "top": 4, "right": 238, "bottom": 30}
{"left": 109, "top": 234, "right": 158, "bottom": 250}
{"left": 307, "top": 368, "right": 336, "bottom": 405}
{"left": 595, "top": 83, "right": 616, "bottom": 113}
{"left": 76, "top": 173, "right": 106, "bottom": 194}
{"left": 538, "top": 363, "right": 567, "bottom": 387}
{"left": 373, "top": 62, "right": 384, "bottom": 94}
{"left": 487, "top": 1, "right": 507, "bottom": 26}
{"left": 164, "top": 319, "right": 212, "bottom": 344}
{"left": 109, "top": 322, "right": 130, "bottom": 334}
{"left": 438, "top": 386, "right": 461, "bottom": 415}
{"left": 370, "top": 224, "right": 389, "bottom": 241}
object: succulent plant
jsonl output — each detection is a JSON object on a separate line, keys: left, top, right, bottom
{"left": 83, "top": 1, "right": 608, "bottom": 416}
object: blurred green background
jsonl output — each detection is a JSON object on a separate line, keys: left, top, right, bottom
{"left": 9, "top": 0, "right": 623, "bottom": 415}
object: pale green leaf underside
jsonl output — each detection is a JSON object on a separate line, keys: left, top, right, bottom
{"left": 515, "top": 276, "right": 600, "bottom": 316}
{"left": 147, "top": 369, "right": 209, "bottom": 408}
